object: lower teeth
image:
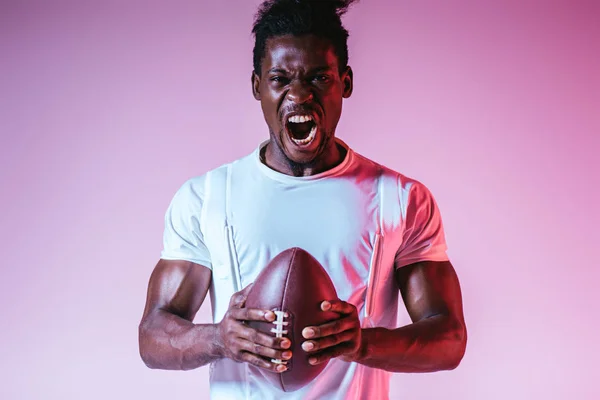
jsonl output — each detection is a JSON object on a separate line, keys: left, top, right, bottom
{"left": 291, "top": 126, "right": 317, "bottom": 145}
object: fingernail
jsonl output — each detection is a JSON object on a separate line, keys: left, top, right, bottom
{"left": 282, "top": 351, "right": 292, "bottom": 359}
{"left": 277, "top": 365, "right": 287, "bottom": 372}
{"left": 309, "top": 357, "right": 317, "bottom": 365}
{"left": 280, "top": 339, "right": 291, "bottom": 349}
{"left": 321, "top": 301, "right": 331, "bottom": 311}
{"left": 303, "top": 328, "right": 314, "bottom": 338}
{"left": 265, "top": 311, "right": 275, "bottom": 321}
{"left": 302, "top": 341, "right": 314, "bottom": 351}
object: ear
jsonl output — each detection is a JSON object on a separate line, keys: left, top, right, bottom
{"left": 251, "top": 71, "right": 261, "bottom": 100}
{"left": 341, "top": 66, "right": 353, "bottom": 98}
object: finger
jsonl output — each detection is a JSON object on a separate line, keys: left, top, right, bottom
{"left": 236, "top": 337, "right": 293, "bottom": 362}
{"left": 229, "top": 307, "right": 276, "bottom": 322}
{"left": 230, "top": 283, "right": 255, "bottom": 308}
{"left": 307, "top": 343, "right": 355, "bottom": 366}
{"left": 301, "top": 329, "right": 354, "bottom": 353}
{"left": 322, "top": 299, "right": 355, "bottom": 315}
{"left": 302, "top": 316, "right": 355, "bottom": 339}
{"left": 238, "top": 351, "right": 288, "bottom": 373}
{"left": 236, "top": 324, "right": 291, "bottom": 350}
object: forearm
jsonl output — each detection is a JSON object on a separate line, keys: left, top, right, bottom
{"left": 357, "top": 315, "right": 466, "bottom": 372}
{"left": 138, "top": 309, "right": 222, "bottom": 370}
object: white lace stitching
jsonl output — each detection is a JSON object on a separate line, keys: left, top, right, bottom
{"left": 270, "top": 310, "right": 289, "bottom": 365}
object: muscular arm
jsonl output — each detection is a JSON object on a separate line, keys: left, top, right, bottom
{"left": 138, "top": 259, "right": 219, "bottom": 370}
{"left": 139, "top": 259, "right": 292, "bottom": 372}
{"left": 356, "top": 260, "right": 467, "bottom": 372}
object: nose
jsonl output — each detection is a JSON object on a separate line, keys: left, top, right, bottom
{"left": 286, "top": 80, "right": 313, "bottom": 104}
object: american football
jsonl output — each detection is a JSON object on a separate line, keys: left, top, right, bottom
{"left": 245, "top": 247, "right": 339, "bottom": 392}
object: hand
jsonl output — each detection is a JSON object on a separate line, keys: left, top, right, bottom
{"left": 215, "top": 284, "right": 292, "bottom": 373}
{"left": 301, "top": 299, "right": 363, "bottom": 365}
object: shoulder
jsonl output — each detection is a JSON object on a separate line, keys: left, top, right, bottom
{"left": 171, "top": 152, "right": 255, "bottom": 199}
{"left": 351, "top": 150, "right": 430, "bottom": 192}
{"left": 350, "top": 150, "right": 438, "bottom": 215}
{"left": 169, "top": 174, "right": 208, "bottom": 205}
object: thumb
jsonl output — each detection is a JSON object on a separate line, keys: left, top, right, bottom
{"left": 230, "top": 282, "right": 254, "bottom": 308}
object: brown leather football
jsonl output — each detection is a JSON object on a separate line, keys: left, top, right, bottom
{"left": 245, "top": 247, "right": 339, "bottom": 392}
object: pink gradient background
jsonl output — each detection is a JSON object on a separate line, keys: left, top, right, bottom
{"left": 1, "top": 0, "right": 598, "bottom": 399}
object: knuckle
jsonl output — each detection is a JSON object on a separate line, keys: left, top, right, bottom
{"left": 240, "top": 308, "right": 249, "bottom": 320}
{"left": 250, "top": 329, "right": 259, "bottom": 343}
{"left": 250, "top": 357, "right": 264, "bottom": 367}
{"left": 243, "top": 326, "right": 257, "bottom": 341}
{"left": 332, "top": 320, "right": 342, "bottom": 332}
{"left": 332, "top": 349, "right": 344, "bottom": 358}
{"left": 230, "top": 348, "right": 241, "bottom": 361}
{"left": 330, "top": 333, "right": 341, "bottom": 345}
{"left": 226, "top": 337, "right": 237, "bottom": 350}
{"left": 236, "top": 295, "right": 247, "bottom": 305}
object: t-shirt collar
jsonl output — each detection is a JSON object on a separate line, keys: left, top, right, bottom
{"left": 254, "top": 138, "right": 354, "bottom": 182}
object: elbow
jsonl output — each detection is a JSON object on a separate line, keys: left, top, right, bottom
{"left": 140, "top": 352, "right": 156, "bottom": 369}
{"left": 138, "top": 321, "right": 159, "bottom": 369}
{"left": 445, "top": 320, "right": 467, "bottom": 370}
{"left": 139, "top": 347, "right": 157, "bottom": 370}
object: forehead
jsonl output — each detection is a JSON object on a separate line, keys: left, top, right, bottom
{"left": 262, "top": 34, "right": 339, "bottom": 74}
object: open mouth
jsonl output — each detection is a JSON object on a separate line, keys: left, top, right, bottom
{"left": 285, "top": 114, "right": 317, "bottom": 146}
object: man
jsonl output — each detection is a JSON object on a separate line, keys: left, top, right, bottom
{"left": 138, "top": 0, "right": 467, "bottom": 399}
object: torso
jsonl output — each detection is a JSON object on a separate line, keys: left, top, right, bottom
{"left": 198, "top": 140, "right": 409, "bottom": 399}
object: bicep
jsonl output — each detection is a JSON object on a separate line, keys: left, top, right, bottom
{"left": 395, "top": 260, "right": 465, "bottom": 324}
{"left": 141, "top": 259, "right": 212, "bottom": 322}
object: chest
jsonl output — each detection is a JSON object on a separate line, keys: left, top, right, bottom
{"left": 201, "top": 165, "right": 403, "bottom": 327}
{"left": 231, "top": 179, "right": 380, "bottom": 299}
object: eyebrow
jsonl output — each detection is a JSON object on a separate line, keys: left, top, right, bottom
{"left": 267, "top": 66, "right": 334, "bottom": 75}
{"left": 268, "top": 68, "right": 288, "bottom": 74}
{"left": 311, "top": 67, "right": 334, "bottom": 73}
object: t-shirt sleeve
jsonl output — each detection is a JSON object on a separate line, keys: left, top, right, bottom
{"left": 395, "top": 180, "right": 449, "bottom": 268}
{"left": 160, "top": 177, "right": 212, "bottom": 269}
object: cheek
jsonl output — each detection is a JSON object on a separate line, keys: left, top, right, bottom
{"left": 260, "top": 101, "right": 276, "bottom": 122}
{"left": 324, "top": 98, "right": 343, "bottom": 121}
{"left": 262, "top": 91, "right": 284, "bottom": 121}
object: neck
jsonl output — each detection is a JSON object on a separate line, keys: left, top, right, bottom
{"left": 262, "top": 140, "right": 346, "bottom": 177}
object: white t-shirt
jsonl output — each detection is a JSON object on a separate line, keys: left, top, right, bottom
{"left": 160, "top": 139, "right": 449, "bottom": 400}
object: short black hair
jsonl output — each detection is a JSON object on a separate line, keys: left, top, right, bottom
{"left": 251, "top": 0, "right": 358, "bottom": 75}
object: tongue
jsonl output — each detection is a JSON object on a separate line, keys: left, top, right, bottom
{"left": 289, "top": 122, "right": 314, "bottom": 140}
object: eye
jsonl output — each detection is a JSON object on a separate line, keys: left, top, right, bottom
{"left": 313, "top": 75, "right": 330, "bottom": 83}
{"left": 270, "top": 76, "right": 289, "bottom": 84}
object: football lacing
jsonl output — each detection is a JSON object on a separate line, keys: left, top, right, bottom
{"left": 270, "top": 310, "right": 289, "bottom": 365}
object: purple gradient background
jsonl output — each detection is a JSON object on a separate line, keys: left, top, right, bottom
{"left": 1, "top": 0, "right": 598, "bottom": 399}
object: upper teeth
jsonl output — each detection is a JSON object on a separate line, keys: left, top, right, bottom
{"left": 288, "top": 115, "right": 313, "bottom": 123}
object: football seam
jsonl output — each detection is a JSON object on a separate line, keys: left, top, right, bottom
{"left": 279, "top": 247, "right": 297, "bottom": 391}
